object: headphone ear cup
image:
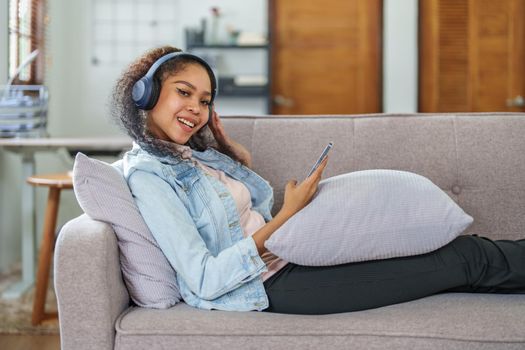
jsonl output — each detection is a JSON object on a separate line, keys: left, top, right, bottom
{"left": 144, "top": 77, "right": 161, "bottom": 110}
{"left": 132, "top": 77, "right": 150, "bottom": 109}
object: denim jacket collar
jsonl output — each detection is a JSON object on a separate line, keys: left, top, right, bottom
{"left": 131, "top": 142, "right": 254, "bottom": 182}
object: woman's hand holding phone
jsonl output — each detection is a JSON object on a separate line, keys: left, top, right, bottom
{"left": 252, "top": 143, "right": 330, "bottom": 255}
{"left": 280, "top": 148, "right": 330, "bottom": 218}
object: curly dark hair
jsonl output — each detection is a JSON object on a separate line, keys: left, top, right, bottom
{"left": 110, "top": 46, "right": 222, "bottom": 159}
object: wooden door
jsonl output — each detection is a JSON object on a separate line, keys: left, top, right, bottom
{"left": 270, "top": 0, "right": 382, "bottom": 114}
{"left": 419, "top": 0, "right": 525, "bottom": 112}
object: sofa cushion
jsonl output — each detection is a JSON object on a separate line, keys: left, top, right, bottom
{"left": 114, "top": 294, "right": 525, "bottom": 350}
{"left": 72, "top": 153, "right": 181, "bottom": 308}
{"left": 265, "top": 170, "right": 473, "bottom": 266}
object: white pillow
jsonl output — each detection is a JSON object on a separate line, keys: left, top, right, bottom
{"left": 73, "top": 153, "right": 181, "bottom": 308}
{"left": 265, "top": 170, "right": 473, "bottom": 266}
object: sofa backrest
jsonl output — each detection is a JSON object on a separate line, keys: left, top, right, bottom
{"left": 222, "top": 113, "right": 525, "bottom": 241}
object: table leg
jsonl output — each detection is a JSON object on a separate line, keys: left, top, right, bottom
{"left": 32, "top": 186, "right": 60, "bottom": 325}
{"left": 2, "top": 153, "right": 36, "bottom": 299}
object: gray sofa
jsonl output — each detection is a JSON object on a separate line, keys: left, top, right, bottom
{"left": 55, "top": 113, "right": 525, "bottom": 350}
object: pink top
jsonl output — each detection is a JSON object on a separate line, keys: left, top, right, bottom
{"left": 196, "top": 160, "right": 288, "bottom": 281}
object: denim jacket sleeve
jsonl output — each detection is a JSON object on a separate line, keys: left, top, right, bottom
{"left": 127, "top": 169, "right": 267, "bottom": 301}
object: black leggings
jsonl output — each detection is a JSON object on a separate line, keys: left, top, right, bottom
{"left": 263, "top": 235, "right": 525, "bottom": 315}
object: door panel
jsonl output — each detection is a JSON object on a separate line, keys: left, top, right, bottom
{"left": 270, "top": 0, "right": 382, "bottom": 114}
{"left": 419, "top": 0, "right": 525, "bottom": 112}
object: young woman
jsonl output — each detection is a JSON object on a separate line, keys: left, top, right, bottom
{"left": 111, "top": 46, "right": 525, "bottom": 315}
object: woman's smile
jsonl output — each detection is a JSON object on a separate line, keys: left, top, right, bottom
{"left": 177, "top": 117, "right": 196, "bottom": 130}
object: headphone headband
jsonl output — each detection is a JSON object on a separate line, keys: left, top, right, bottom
{"left": 132, "top": 51, "right": 217, "bottom": 110}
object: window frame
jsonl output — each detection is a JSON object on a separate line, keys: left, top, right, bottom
{"left": 8, "top": 0, "right": 46, "bottom": 85}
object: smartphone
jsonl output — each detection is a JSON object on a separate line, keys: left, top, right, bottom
{"left": 307, "top": 142, "right": 333, "bottom": 178}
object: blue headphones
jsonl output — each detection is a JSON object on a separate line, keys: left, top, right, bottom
{"left": 132, "top": 52, "right": 218, "bottom": 120}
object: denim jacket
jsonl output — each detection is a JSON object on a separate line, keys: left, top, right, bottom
{"left": 122, "top": 143, "right": 274, "bottom": 311}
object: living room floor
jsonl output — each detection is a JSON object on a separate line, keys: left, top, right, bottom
{"left": 0, "top": 334, "right": 60, "bottom": 350}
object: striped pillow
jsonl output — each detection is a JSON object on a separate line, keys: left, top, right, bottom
{"left": 72, "top": 153, "right": 181, "bottom": 308}
{"left": 265, "top": 170, "right": 473, "bottom": 266}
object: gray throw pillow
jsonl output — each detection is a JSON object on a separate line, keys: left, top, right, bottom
{"left": 72, "top": 152, "right": 181, "bottom": 308}
{"left": 265, "top": 170, "right": 473, "bottom": 266}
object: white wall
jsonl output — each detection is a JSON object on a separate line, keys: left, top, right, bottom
{"left": 44, "top": 0, "right": 269, "bottom": 140}
{"left": 0, "top": 0, "right": 6, "bottom": 83}
{"left": 383, "top": 0, "right": 418, "bottom": 113}
{"left": 46, "top": 0, "right": 270, "bottom": 136}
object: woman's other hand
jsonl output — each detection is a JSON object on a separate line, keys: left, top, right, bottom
{"left": 208, "top": 110, "right": 253, "bottom": 168}
{"left": 280, "top": 156, "right": 329, "bottom": 218}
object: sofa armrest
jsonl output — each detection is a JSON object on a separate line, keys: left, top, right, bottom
{"left": 54, "top": 214, "right": 130, "bottom": 350}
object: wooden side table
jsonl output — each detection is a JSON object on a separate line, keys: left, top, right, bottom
{"left": 26, "top": 172, "right": 73, "bottom": 325}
